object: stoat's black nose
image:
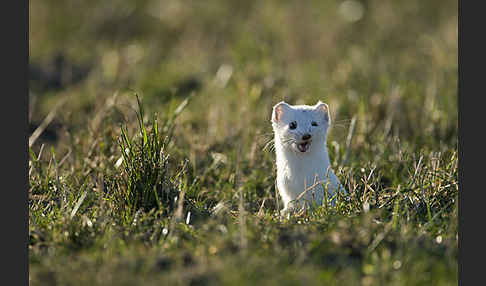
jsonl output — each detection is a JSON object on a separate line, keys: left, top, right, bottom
{"left": 302, "top": 134, "right": 311, "bottom": 140}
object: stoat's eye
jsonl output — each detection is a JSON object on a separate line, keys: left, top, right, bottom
{"left": 289, "top": 121, "right": 297, "bottom": 130}
{"left": 311, "top": 121, "right": 318, "bottom": 126}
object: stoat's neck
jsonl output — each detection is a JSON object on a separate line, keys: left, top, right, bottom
{"left": 275, "top": 139, "right": 331, "bottom": 172}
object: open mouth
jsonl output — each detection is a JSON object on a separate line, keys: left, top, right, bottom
{"left": 297, "top": 141, "right": 311, "bottom": 152}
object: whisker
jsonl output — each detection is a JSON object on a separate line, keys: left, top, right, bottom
{"left": 281, "top": 137, "right": 296, "bottom": 148}
{"left": 263, "top": 138, "right": 275, "bottom": 152}
{"left": 332, "top": 124, "right": 350, "bottom": 130}
{"left": 256, "top": 132, "right": 275, "bottom": 139}
{"left": 333, "top": 118, "right": 353, "bottom": 124}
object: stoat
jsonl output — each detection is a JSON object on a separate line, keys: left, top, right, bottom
{"left": 271, "top": 101, "right": 347, "bottom": 214}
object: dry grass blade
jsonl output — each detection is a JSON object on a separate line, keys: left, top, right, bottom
{"left": 90, "top": 92, "right": 119, "bottom": 133}
{"left": 58, "top": 148, "right": 72, "bottom": 167}
{"left": 173, "top": 187, "right": 186, "bottom": 224}
{"left": 342, "top": 115, "right": 357, "bottom": 165}
{"left": 70, "top": 188, "right": 88, "bottom": 219}
{"left": 29, "top": 98, "right": 67, "bottom": 148}
{"left": 257, "top": 198, "right": 267, "bottom": 217}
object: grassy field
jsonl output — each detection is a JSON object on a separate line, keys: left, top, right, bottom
{"left": 29, "top": 0, "right": 458, "bottom": 285}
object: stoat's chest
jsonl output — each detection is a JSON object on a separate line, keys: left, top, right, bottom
{"left": 277, "top": 151, "right": 331, "bottom": 196}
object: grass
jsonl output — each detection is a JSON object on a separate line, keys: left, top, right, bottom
{"left": 29, "top": 0, "right": 457, "bottom": 285}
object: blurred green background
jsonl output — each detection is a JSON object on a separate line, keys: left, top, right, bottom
{"left": 29, "top": 0, "right": 457, "bottom": 150}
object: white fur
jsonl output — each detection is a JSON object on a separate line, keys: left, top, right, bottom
{"left": 271, "top": 101, "right": 347, "bottom": 214}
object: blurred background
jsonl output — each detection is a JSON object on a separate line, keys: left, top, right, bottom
{"left": 29, "top": 0, "right": 457, "bottom": 163}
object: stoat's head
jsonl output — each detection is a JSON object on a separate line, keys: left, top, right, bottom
{"left": 271, "top": 101, "right": 331, "bottom": 154}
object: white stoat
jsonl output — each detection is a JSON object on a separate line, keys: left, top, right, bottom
{"left": 271, "top": 101, "right": 347, "bottom": 214}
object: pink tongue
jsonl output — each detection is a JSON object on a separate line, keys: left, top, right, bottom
{"left": 298, "top": 143, "right": 309, "bottom": 152}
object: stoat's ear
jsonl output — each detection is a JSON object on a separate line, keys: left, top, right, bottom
{"left": 272, "top": 101, "right": 291, "bottom": 123}
{"left": 314, "top": 101, "right": 330, "bottom": 123}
